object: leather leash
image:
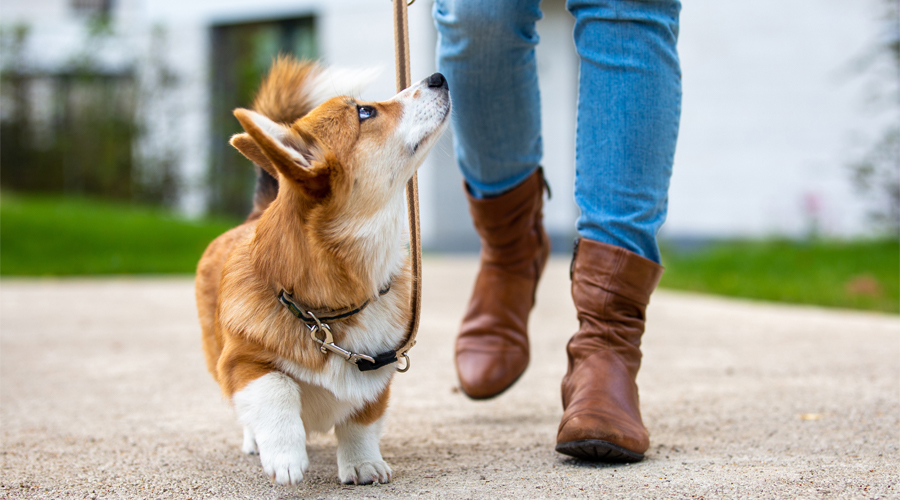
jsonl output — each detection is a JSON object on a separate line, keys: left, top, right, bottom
{"left": 393, "top": 0, "right": 421, "bottom": 371}
{"left": 273, "top": 1, "right": 421, "bottom": 373}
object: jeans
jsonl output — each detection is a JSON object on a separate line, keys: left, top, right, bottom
{"left": 434, "top": 0, "right": 682, "bottom": 263}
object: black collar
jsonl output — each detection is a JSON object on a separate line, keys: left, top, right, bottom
{"left": 278, "top": 282, "right": 391, "bottom": 325}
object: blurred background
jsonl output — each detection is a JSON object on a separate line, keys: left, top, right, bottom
{"left": 1, "top": 0, "right": 897, "bottom": 313}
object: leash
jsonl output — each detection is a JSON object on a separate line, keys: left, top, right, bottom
{"left": 392, "top": 0, "right": 421, "bottom": 371}
{"left": 275, "top": 0, "right": 422, "bottom": 374}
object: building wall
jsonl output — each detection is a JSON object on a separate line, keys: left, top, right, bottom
{"left": 2, "top": 0, "right": 894, "bottom": 247}
{"left": 667, "top": 0, "right": 897, "bottom": 240}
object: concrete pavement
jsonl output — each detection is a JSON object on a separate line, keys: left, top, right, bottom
{"left": 1, "top": 257, "right": 898, "bottom": 499}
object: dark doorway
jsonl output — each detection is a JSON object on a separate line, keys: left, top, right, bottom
{"left": 208, "top": 16, "right": 317, "bottom": 217}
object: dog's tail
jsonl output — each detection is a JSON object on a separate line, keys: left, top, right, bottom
{"left": 246, "top": 56, "right": 380, "bottom": 218}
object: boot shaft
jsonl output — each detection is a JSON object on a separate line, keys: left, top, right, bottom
{"left": 567, "top": 238, "right": 664, "bottom": 375}
{"left": 466, "top": 168, "right": 548, "bottom": 270}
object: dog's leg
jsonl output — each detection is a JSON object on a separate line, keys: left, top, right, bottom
{"left": 241, "top": 425, "right": 259, "bottom": 455}
{"left": 232, "top": 371, "right": 308, "bottom": 485}
{"left": 335, "top": 416, "right": 392, "bottom": 485}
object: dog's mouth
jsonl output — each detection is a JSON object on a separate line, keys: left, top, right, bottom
{"left": 411, "top": 103, "right": 451, "bottom": 155}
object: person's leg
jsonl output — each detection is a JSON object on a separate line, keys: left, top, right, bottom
{"left": 434, "top": 0, "right": 550, "bottom": 399}
{"left": 556, "top": 0, "right": 681, "bottom": 462}
{"left": 433, "top": 0, "right": 544, "bottom": 197}
{"left": 571, "top": 0, "right": 681, "bottom": 264}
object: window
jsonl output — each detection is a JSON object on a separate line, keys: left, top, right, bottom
{"left": 70, "top": 0, "right": 113, "bottom": 17}
{"left": 208, "top": 16, "right": 317, "bottom": 217}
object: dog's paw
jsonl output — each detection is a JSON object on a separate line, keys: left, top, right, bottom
{"left": 339, "top": 459, "right": 392, "bottom": 485}
{"left": 261, "top": 449, "right": 309, "bottom": 486}
{"left": 241, "top": 426, "right": 258, "bottom": 455}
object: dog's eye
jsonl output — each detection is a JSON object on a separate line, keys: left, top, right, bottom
{"left": 358, "top": 106, "right": 376, "bottom": 121}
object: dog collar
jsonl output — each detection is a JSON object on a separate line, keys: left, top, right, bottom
{"left": 278, "top": 282, "right": 391, "bottom": 325}
{"left": 277, "top": 281, "right": 404, "bottom": 372}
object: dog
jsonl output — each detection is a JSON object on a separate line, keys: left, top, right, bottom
{"left": 195, "top": 56, "right": 450, "bottom": 486}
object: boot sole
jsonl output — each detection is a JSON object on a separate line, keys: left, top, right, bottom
{"left": 555, "top": 439, "right": 644, "bottom": 463}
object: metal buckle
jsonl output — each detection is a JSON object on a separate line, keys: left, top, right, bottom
{"left": 396, "top": 353, "right": 410, "bottom": 373}
{"left": 306, "top": 311, "right": 375, "bottom": 365}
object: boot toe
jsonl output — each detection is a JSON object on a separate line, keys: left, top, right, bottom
{"left": 455, "top": 349, "right": 528, "bottom": 400}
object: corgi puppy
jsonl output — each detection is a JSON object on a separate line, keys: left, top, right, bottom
{"left": 195, "top": 56, "right": 450, "bottom": 486}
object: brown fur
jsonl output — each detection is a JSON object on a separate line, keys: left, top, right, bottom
{"left": 196, "top": 58, "right": 412, "bottom": 400}
{"left": 196, "top": 222, "right": 256, "bottom": 378}
{"left": 215, "top": 330, "right": 278, "bottom": 395}
{"left": 252, "top": 55, "right": 321, "bottom": 125}
{"left": 350, "top": 385, "right": 391, "bottom": 426}
{"left": 235, "top": 57, "right": 325, "bottom": 221}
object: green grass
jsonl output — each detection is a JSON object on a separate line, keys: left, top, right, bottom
{"left": 2, "top": 194, "right": 898, "bottom": 313}
{"left": 660, "top": 239, "right": 900, "bottom": 313}
{"left": 1, "top": 193, "right": 240, "bottom": 275}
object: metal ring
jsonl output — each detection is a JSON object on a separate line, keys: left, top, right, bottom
{"left": 307, "top": 310, "right": 324, "bottom": 330}
{"left": 396, "top": 353, "right": 410, "bottom": 373}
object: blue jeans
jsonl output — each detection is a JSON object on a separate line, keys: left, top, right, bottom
{"left": 434, "top": 0, "right": 681, "bottom": 263}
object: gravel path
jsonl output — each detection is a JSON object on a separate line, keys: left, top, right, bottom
{"left": 2, "top": 257, "right": 898, "bottom": 499}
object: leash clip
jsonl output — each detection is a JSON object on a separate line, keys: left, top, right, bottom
{"left": 306, "top": 311, "right": 376, "bottom": 365}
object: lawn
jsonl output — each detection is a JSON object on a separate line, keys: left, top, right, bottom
{"left": 2, "top": 194, "right": 897, "bottom": 313}
{"left": 660, "top": 239, "right": 899, "bottom": 314}
{"left": 0, "top": 193, "right": 240, "bottom": 275}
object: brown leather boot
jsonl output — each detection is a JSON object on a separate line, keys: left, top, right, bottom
{"left": 455, "top": 169, "right": 551, "bottom": 399}
{"left": 555, "top": 238, "right": 663, "bottom": 462}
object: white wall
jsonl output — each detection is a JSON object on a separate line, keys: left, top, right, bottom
{"left": 666, "top": 0, "right": 897, "bottom": 239}
{"left": 2, "top": 0, "right": 894, "bottom": 244}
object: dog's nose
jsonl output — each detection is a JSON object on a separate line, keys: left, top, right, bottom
{"left": 427, "top": 73, "right": 448, "bottom": 90}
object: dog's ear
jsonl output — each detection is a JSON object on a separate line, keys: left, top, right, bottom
{"left": 229, "top": 133, "right": 279, "bottom": 179}
{"left": 232, "top": 108, "right": 330, "bottom": 200}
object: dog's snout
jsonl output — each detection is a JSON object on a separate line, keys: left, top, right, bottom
{"left": 427, "top": 73, "right": 448, "bottom": 90}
